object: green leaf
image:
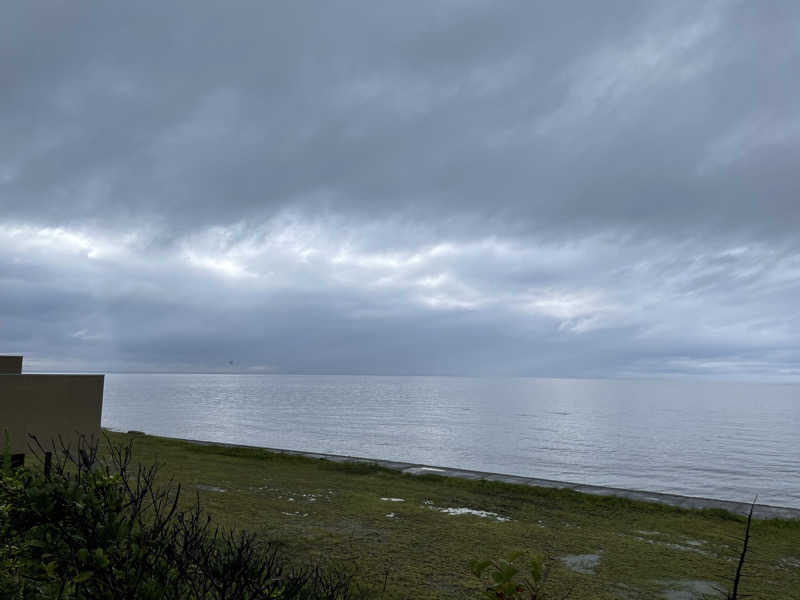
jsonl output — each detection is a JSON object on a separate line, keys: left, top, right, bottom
{"left": 469, "top": 560, "right": 491, "bottom": 577}
{"left": 73, "top": 571, "right": 94, "bottom": 583}
{"left": 94, "top": 547, "right": 110, "bottom": 568}
{"left": 500, "top": 580, "right": 517, "bottom": 595}
{"left": 491, "top": 569, "right": 506, "bottom": 584}
{"left": 529, "top": 554, "right": 543, "bottom": 583}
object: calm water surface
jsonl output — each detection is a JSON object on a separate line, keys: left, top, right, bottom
{"left": 102, "top": 374, "right": 800, "bottom": 508}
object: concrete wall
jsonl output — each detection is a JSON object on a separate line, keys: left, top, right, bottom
{"left": 1, "top": 374, "right": 104, "bottom": 455}
{"left": 0, "top": 356, "right": 23, "bottom": 374}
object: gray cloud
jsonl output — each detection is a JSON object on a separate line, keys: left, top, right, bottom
{"left": 2, "top": 1, "right": 800, "bottom": 379}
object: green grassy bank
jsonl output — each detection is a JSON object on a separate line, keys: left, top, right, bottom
{"left": 104, "top": 431, "right": 799, "bottom": 599}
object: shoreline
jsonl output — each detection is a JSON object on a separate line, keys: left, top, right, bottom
{"left": 166, "top": 434, "right": 800, "bottom": 520}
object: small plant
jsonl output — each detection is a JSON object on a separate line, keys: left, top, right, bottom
{"left": 469, "top": 550, "right": 562, "bottom": 599}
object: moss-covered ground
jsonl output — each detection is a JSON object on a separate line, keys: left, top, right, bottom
{"left": 104, "top": 431, "right": 800, "bottom": 599}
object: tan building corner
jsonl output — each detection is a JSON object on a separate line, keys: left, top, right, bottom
{"left": 0, "top": 355, "right": 23, "bottom": 375}
{"left": 0, "top": 356, "right": 104, "bottom": 463}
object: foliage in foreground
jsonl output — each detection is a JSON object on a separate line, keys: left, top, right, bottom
{"left": 0, "top": 436, "right": 363, "bottom": 599}
{"left": 469, "top": 551, "right": 567, "bottom": 599}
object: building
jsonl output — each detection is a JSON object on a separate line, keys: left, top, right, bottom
{"left": 0, "top": 355, "right": 104, "bottom": 465}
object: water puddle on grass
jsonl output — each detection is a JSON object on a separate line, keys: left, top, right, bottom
{"left": 252, "top": 485, "right": 337, "bottom": 504}
{"left": 560, "top": 553, "right": 600, "bottom": 575}
{"left": 656, "top": 579, "right": 721, "bottom": 599}
{"left": 435, "top": 507, "right": 510, "bottom": 522}
{"left": 276, "top": 489, "right": 336, "bottom": 503}
{"left": 632, "top": 532, "right": 711, "bottom": 556}
{"left": 300, "top": 492, "right": 327, "bottom": 502}
{"left": 195, "top": 484, "right": 226, "bottom": 493}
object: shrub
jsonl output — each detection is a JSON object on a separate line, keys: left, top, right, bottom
{"left": 0, "top": 435, "right": 364, "bottom": 599}
{"left": 469, "top": 550, "right": 566, "bottom": 599}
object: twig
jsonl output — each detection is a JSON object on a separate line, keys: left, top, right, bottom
{"left": 728, "top": 496, "right": 756, "bottom": 600}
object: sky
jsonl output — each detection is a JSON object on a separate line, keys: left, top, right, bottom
{"left": 2, "top": 1, "right": 800, "bottom": 379}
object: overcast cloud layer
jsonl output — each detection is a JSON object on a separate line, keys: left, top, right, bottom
{"left": 2, "top": 1, "right": 800, "bottom": 379}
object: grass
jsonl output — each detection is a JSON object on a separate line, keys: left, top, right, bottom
{"left": 103, "top": 431, "right": 800, "bottom": 599}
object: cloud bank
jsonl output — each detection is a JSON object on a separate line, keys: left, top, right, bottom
{"left": 2, "top": 1, "right": 799, "bottom": 379}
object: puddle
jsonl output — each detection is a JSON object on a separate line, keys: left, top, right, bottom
{"left": 657, "top": 579, "right": 722, "bottom": 599}
{"left": 637, "top": 531, "right": 707, "bottom": 551}
{"left": 273, "top": 489, "right": 336, "bottom": 502}
{"left": 560, "top": 553, "right": 600, "bottom": 575}
{"left": 380, "top": 497, "right": 405, "bottom": 502}
{"left": 436, "top": 507, "right": 510, "bottom": 522}
{"left": 195, "top": 484, "right": 226, "bottom": 493}
{"left": 632, "top": 535, "right": 711, "bottom": 556}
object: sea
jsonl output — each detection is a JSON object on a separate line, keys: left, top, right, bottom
{"left": 101, "top": 373, "right": 800, "bottom": 508}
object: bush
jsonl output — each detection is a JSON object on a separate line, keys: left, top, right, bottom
{"left": 469, "top": 550, "right": 567, "bottom": 600}
{"left": 0, "top": 435, "right": 364, "bottom": 599}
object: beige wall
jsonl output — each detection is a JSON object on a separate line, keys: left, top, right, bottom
{"left": 0, "top": 356, "right": 23, "bottom": 374}
{"left": 1, "top": 374, "right": 104, "bottom": 455}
